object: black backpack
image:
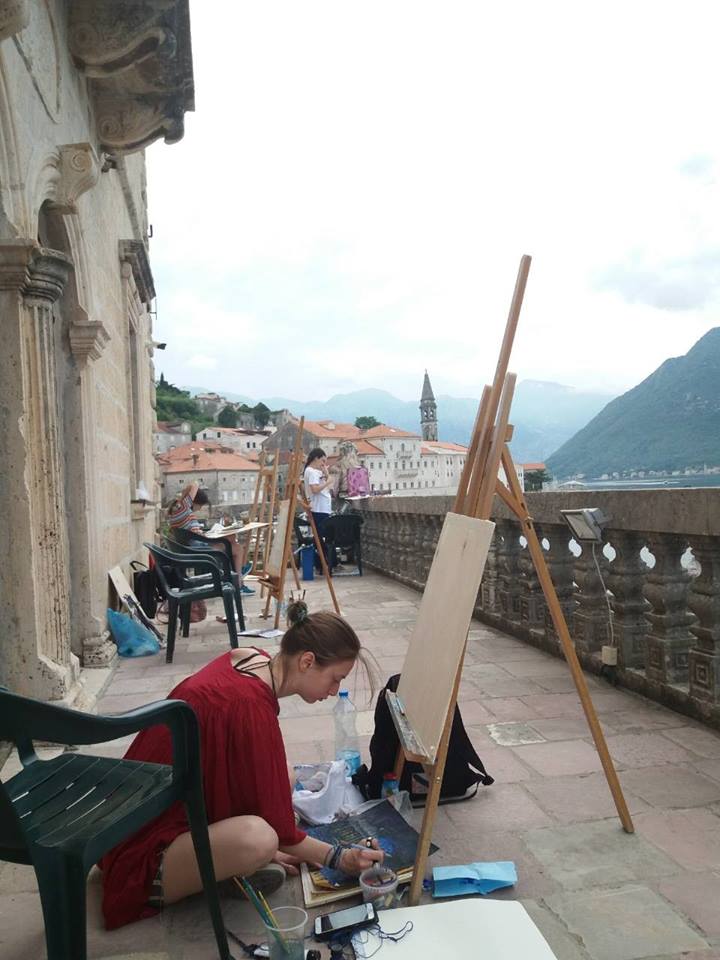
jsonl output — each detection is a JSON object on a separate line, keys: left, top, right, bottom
{"left": 130, "top": 560, "right": 163, "bottom": 619}
{"left": 352, "top": 674, "right": 494, "bottom": 806}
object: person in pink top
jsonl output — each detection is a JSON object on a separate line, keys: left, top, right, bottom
{"left": 100, "top": 601, "right": 382, "bottom": 929}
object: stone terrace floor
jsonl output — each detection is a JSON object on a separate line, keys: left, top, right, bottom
{"left": 3, "top": 571, "right": 720, "bottom": 960}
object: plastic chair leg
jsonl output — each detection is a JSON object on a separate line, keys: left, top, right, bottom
{"left": 222, "top": 592, "right": 239, "bottom": 649}
{"left": 166, "top": 600, "right": 179, "bottom": 663}
{"left": 34, "top": 851, "right": 88, "bottom": 960}
{"left": 184, "top": 788, "right": 231, "bottom": 960}
{"left": 181, "top": 601, "right": 191, "bottom": 638}
{"left": 234, "top": 586, "right": 246, "bottom": 632}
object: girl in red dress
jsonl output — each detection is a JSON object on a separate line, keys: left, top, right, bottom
{"left": 100, "top": 601, "right": 382, "bottom": 929}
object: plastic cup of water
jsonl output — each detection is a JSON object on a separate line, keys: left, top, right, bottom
{"left": 261, "top": 905, "right": 307, "bottom": 960}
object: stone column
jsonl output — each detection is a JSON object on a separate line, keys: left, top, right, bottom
{"left": 495, "top": 520, "right": 523, "bottom": 627}
{"left": 687, "top": 536, "right": 720, "bottom": 705}
{"left": 536, "top": 523, "right": 575, "bottom": 653}
{"left": 0, "top": 241, "right": 79, "bottom": 699}
{"left": 480, "top": 534, "right": 500, "bottom": 614}
{"left": 605, "top": 530, "right": 649, "bottom": 670}
{"left": 67, "top": 313, "right": 114, "bottom": 667}
{"left": 518, "top": 537, "right": 544, "bottom": 631}
{"left": 643, "top": 533, "right": 695, "bottom": 684}
{"left": 572, "top": 541, "right": 611, "bottom": 656}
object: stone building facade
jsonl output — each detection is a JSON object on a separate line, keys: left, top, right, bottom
{"left": 0, "top": 1, "right": 193, "bottom": 702}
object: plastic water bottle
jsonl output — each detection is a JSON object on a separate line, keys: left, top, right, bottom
{"left": 334, "top": 690, "right": 360, "bottom": 776}
{"left": 381, "top": 773, "right": 399, "bottom": 797}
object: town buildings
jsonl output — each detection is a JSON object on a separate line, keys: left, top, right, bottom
{"left": 0, "top": 2, "right": 193, "bottom": 702}
{"left": 196, "top": 426, "right": 270, "bottom": 457}
{"left": 154, "top": 420, "right": 193, "bottom": 454}
{"left": 157, "top": 442, "right": 260, "bottom": 512}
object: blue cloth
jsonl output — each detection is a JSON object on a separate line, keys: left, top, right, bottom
{"left": 432, "top": 861, "right": 517, "bottom": 897}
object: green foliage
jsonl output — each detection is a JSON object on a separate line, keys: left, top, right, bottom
{"left": 156, "top": 377, "right": 200, "bottom": 422}
{"left": 217, "top": 404, "right": 238, "bottom": 427}
{"left": 253, "top": 402, "right": 271, "bottom": 428}
{"left": 355, "top": 415, "right": 381, "bottom": 430}
{"left": 524, "top": 469, "right": 551, "bottom": 491}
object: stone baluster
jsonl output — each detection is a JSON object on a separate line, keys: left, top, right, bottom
{"left": 572, "top": 540, "right": 611, "bottom": 656}
{"left": 495, "top": 519, "right": 523, "bottom": 626}
{"left": 409, "top": 514, "right": 424, "bottom": 587}
{"left": 604, "top": 530, "right": 649, "bottom": 670}
{"left": 687, "top": 536, "right": 720, "bottom": 705}
{"left": 518, "top": 536, "right": 544, "bottom": 632}
{"left": 480, "top": 534, "right": 500, "bottom": 614}
{"left": 535, "top": 523, "right": 575, "bottom": 653}
{"left": 643, "top": 533, "right": 695, "bottom": 684}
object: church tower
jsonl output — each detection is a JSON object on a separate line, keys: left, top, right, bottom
{"left": 420, "top": 370, "right": 438, "bottom": 441}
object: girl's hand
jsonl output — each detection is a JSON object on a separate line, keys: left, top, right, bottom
{"left": 272, "top": 851, "right": 302, "bottom": 876}
{"left": 338, "top": 841, "right": 384, "bottom": 876}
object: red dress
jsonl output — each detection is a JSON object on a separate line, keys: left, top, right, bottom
{"left": 100, "top": 651, "right": 305, "bottom": 929}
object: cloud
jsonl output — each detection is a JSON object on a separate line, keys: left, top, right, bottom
{"left": 145, "top": 0, "right": 720, "bottom": 402}
{"left": 186, "top": 354, "right": 218, "bottom": 370}
{"left": 595, "top": 251, "right": 720, "bottom": 311}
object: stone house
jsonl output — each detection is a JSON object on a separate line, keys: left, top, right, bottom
{"left": 196, "top": 426, "right": 271, "bottom": 456}
{"left": 159, "top": 445, "right": 260, "bottom": 512}
{"left": 0, "top": 2, "right": 193, "bottom": 702}
{"left": 154, "top": 419, "right": 193, "bottom": 454}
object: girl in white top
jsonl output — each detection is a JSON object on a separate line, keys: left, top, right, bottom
{"left": 303, "top": 448, "right": 335, "bottom": 571}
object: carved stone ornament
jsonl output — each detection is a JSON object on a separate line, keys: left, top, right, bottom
{"left": 69, "top": 1, "right": 194, "bottom": 155}
{"left": 0, "top": 0, "right": 30, "bottom": 42}
{"left": 119, "top": 239, "right": 156, "bottom": 305}
{"left": 69, "top": 318, "right": 111, "bottom": 363}
{"left": 46, "top": 143, "right": 101, "bottom": 216}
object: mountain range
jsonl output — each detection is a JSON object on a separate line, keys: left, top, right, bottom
{"left": 547, "top": 327, "right": 720, "bottom": 478}
{"left": 183, "top": 380, "right": 615, "bottom": 463}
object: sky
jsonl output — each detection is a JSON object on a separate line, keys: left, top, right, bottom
{"left": 147, "top": 0, "right": 720, "bottom": 404}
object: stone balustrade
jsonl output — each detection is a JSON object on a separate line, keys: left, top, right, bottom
{"left": 354, "top": 489, "right": 720, "bottom": 728}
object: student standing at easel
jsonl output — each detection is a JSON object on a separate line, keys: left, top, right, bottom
{"left": 303, "top": 448, "right": 337, "bottom": 573}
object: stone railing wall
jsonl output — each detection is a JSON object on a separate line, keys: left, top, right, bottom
{"left": 354, "top": 489, "right": 720, "bottom": 729}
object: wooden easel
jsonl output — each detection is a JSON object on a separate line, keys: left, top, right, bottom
{"left": 389, "top": 255, "right": 633, "bottom": 907}
{"left": 257, "top": 417, "right": 341, "bottom": 627}
{"left": 242, "top": 452, "right": 279, "bottom": 589}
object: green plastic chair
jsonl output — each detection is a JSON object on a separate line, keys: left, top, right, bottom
{"left": 0, "top": 686, "right": 232, "bottom": 960}
{"left": 146, "top": 542, "right": 239, "bottom": 663}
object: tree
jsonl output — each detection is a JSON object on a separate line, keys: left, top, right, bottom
{"left": 355, "top": 415, "right": 381, "bottom": 430}
{"left": 217, "top": 404, "right": 238, "bottom": 427}
{"left": 155, "top": 377, "right": 202, "bottom": 422}
{"left": 253, "top": 402, "right": 271, "bottom": 429}
{"left": 524, "top": 469, "right": 552, "bottom": 492}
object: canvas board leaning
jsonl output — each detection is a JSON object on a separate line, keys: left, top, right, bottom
{"left": 395, "top": 512, "right": 495, "bottom": 763}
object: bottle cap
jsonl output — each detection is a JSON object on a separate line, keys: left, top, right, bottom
{"left": 339, "top": 690, "right": 349, "bottom": 698}
{"left": 383, "top": 772, "right": 397, "bottom": 780}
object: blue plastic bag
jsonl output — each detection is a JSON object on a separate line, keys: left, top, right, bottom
{"left": 107, "top": 608, "right": 160, "bottom": 657}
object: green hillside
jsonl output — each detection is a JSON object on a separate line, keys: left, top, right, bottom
{"left": 547, "top": 328, "right": 720, "bottom": 478}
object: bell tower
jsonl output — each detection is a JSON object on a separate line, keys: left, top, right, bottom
{"left": 419, "top": 370, "right": 438, "bottom": 441}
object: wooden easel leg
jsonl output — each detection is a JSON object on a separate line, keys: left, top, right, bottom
{"left": 305, "top": 508, "right": 341, "bottom": 615}
{"left": 407, "top": 657, "right": 464, "bottom": 905}
{"left": 289, "top": 549, "right": 302, "bottom": 590}
{"left": 497, "top": 449, "right": 634, "bottom": 833}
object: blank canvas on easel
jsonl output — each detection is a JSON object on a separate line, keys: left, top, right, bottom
{"left": 266, "top": 499, "right": 291, "bottom": 579}
{"left": 396, "top": 513, "right": 495, "bottom": 763}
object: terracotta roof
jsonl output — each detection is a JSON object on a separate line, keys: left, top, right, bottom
{"left": 162, "top": 450, "right": 259, "bottom": 474}
{"left": 420, "top": 445, "right": 440, "bottom": 456}
{"left": 155, "top": 420, "right": 190, "bottom": 434}
{"left": 423, "top": 440, "right": 468, "bottom": 453}
{"left": 303, "top": 420, "right": 362, "bottom": 439}
{"left": 354, "top": 440, "right": 384, "bottom": 455}
{"left": 521, "top": 462, "right": 547, "bottom": 471}
{"left": 360, "top": 425, "right": 420, "bottom": 439}
{"left": 158, "top": 441, "right": 237, "bottom": 461}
